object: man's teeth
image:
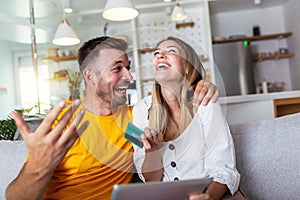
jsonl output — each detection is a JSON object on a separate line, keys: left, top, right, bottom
{"left": 116, "top": 87, "right": 127, "bottom": 91}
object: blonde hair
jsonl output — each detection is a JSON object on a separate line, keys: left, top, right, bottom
{"left": 148, "top": 37, "right": 205, "bottom": 138}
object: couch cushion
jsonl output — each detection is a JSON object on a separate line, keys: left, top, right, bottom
{"left": 0, "top": 140, "right": 27, "bottom": 199}
{"left": 230, "top": 113, "right": 300, "bottom": 200}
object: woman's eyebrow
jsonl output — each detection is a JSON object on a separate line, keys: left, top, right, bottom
{"left": 156, "top": 46, "right": 178, "bottom": 50}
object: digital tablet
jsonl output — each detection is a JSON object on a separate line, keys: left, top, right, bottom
{"left": 111, "top": 178, "right": 212, "bottom": 200}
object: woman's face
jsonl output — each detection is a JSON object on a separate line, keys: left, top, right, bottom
{"left": 152, "top": 40, "right": 188, "bottom": 85}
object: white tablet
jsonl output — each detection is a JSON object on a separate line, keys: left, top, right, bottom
{"left": 111, "top": 178, "right": 212, "bottom": 200}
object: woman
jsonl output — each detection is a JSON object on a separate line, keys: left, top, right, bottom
{"left": 133, "top": 37, "right": 245, "bottom": 199}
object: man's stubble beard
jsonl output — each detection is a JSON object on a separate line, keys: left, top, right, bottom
{"left": 96, "top": 88, "right": 127, "bottom": 109}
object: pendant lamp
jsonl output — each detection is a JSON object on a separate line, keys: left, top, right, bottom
{"left": 171, "top": 2, "right": 187, "bottom": 21}
{"left": 63, "top": 0, "right": 73, "bottom": 13}
{"left": 52, "top": 18, "right": 80, "bottom": 46}
{"left": 102, "top": 0, "right": 139, "bottom": 21}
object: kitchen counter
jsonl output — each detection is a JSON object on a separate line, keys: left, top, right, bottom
{"left": 219, "top": 90, "right": 300, "bottom": 104}
{"left": 218, "top": 90, "right": 300, "bottom": 124}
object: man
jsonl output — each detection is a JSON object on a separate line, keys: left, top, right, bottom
{"left": 6, "top": 36, "right": 219, "bottom": 199}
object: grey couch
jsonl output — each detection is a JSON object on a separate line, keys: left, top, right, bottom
{"left": 1, "top": 113, "right": 299, "bottom": 199}
{"left": 230, "top": 112, "right": 300, "bottom": 200}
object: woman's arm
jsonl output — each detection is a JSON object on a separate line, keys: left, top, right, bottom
{"left": 141, "top": 128, "right": 163, "bottom": 182}
{"left": 189, "top": 181, "right": 228, "bottom": 200}
{"left": 199, "top": 102, "right": 240, "bottom": 196}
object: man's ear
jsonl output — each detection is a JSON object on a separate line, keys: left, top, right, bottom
{"left": 83, "top": 69, "right": 97, "bottom": 86}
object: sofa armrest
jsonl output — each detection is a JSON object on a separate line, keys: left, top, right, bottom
{"left": 0, "top": 141, "right": 27, "bottom": 199}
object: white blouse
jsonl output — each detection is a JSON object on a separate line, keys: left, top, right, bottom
{"left": 132, "top": 96, "right": 240, "bottom": 194}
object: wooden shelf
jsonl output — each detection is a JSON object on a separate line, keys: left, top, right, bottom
{"left": 0, "top": 87, "right": 8, "bottom": 94}
{"left": 213, "top": 32, "right": 292, "bottom": 44}
{"left": 138, "top": 48, "right": 156, "bottom": 54}
{"left": 42, "top": 55, "right": 77, "bottom": 62}
{"left": 252, "top": 53, "right": 295, "bottom": 62}
{"left": 176, "top": 22, "right": 195, "bottom": 29}
{"left": 46, "top": 77, "right": 68, "bottom": 81}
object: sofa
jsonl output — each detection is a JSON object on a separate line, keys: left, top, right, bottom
{"left": 1, "top": 113, "right": 300, "bottom": 199}
{"left": 230, "top": 112, "right": 300, "bottom": 200}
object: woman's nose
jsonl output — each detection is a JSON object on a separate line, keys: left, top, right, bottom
{"left": 158, "top": 51, "right": 166, "bottom": 58}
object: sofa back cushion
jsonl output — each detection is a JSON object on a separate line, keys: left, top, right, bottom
{"left": 230, "top": 113, "right": 300, "bottom": 200}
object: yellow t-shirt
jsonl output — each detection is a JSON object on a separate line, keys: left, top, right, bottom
{"left": 44, "top": 104, "right": 134, "bottom": 200}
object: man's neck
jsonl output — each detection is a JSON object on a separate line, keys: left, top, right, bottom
{"left": 82, "top": 98, "right": 117, "bottom": 116}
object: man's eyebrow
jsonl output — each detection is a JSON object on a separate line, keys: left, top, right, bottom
{"left": 114, "top": 60, "right": 130, "bottom": 66}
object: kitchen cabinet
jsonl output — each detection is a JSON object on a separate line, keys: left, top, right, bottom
{"left": 273, "top": 97, "right": 300, "bottom": 117}
{"left": 219, "top": 90, "right": 300, "bottom": 124}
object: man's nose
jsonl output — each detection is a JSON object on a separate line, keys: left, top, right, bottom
{"left": 122, "top": 68, "right": 133, "bottom": 81}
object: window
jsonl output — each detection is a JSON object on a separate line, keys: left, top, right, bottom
{"left": 14, "top": 51, "right": 51, "bottom": 114}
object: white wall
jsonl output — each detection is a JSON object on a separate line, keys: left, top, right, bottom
{"left": 210, "top": 6, "right": 285, "bottom": 37}
{"left": 0, "top": 41, "right": 17, "bottom": 119}
{"left": 283, "top": 0, "right": 300, "bottom": 90}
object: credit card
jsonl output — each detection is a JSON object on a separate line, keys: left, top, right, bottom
{"left": 125, "top": 122, "right": 144, "bottom": 148}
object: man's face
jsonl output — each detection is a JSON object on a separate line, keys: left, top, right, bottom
{"left": 95, "top": 48, "right": 133, "bottom": 108}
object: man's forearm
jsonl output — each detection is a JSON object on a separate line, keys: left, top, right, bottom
{"left": 6, "top": 162, "right": 53, "bottom": 200}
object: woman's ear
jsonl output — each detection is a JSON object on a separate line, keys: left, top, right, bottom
{"left": 83, "top": 69, "right": 97, "bottom": 86}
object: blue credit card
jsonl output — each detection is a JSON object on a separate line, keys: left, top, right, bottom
{"left": 125, "top": 122, "right": 144, "bottom": 148}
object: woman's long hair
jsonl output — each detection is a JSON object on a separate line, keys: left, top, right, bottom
{"left": 148, "top": 36, "right": 205, "bottom": 139}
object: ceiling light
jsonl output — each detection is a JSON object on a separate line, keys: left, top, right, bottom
{"left": 254, "top": 0, "right": 262, "bottom": 5}
{"left": 52, "top": 18, "right": 80, "bottom": 46}
{"left": 102, "top": 0, "right": 139, "bottom": 21}
{"left": 171, "top": 2, "right": 187, "bottom": 21}
{"left": 63, "top": 0, "right": 73, "bottom": 13}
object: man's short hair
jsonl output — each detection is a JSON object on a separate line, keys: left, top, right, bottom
{"left": 77, "top": 36, "right": 128, "bottom": 73}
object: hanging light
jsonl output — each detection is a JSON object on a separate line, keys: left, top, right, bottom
{"left": 52, "top": 18, "right": 80, "bottom": 46}
{"left": 102, "top": 0, "right": 139, "bottom": 21}
{"left": 63, "top": 0, "right": 73, "bottom": 13}
{"left": 171, "top": 2, "right": 187, "bottom": 21}
{"left": 254, "top": 0, "right": 262, "bottom": 5}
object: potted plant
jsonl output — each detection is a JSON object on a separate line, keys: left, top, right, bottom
{"left": 0, "top": 114, "right": 20, "bottom": 141}
{"left": 0, "top": 109, "right": 31, "bottom": 141}
{"left": 67, "top": 69, "right": 83, "bottom": 101}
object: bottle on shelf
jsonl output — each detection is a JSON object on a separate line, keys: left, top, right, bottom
{"left": 262, "top": 79, "right": 268, "bottom": 94}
